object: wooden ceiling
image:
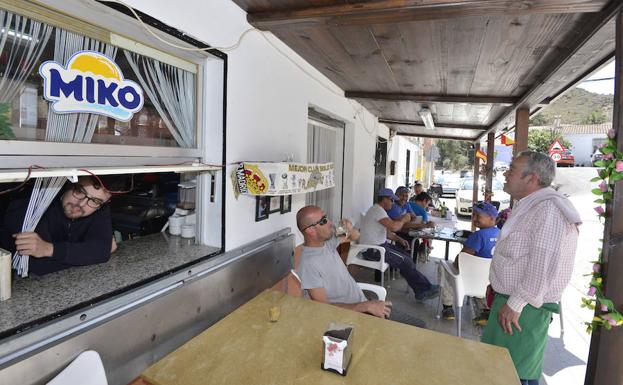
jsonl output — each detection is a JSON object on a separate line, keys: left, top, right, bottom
{"left": 233, "top": 0, "right": 621, "bottom": 141}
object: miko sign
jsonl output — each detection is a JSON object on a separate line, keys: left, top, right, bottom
{"left": 548, "top": 139, "right": 566, "bottom": 163}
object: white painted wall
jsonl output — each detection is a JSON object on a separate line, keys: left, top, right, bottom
{"left": 385, "top": 136, "right": 421, "bottom": 190}
{"left": 121, "top": 0, "right": 388, "bottom": 248}
{"left": 566, "top": 134, "right": 606, "bottom": 166}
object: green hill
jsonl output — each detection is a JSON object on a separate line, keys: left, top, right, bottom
{"left": 529, "top": 88, "right": 612, "bottom": 125}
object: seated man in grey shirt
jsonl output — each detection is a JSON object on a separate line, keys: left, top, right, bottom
{"left": 296, "top": 205, "right": 425, "bottom": 327}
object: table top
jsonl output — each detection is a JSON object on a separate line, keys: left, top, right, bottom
{"left": 142, "top": 290, "right": 519, "bottom": 385}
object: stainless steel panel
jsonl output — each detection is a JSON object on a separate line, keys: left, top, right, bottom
{"left": 0, "top": 229, "right": 294, "bottom": 385}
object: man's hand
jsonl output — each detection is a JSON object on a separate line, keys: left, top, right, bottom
{"left": 341, "top": 219, "right": 354, "bottom": 233}
{"left": 396, "top": 237, "right": 410, "bottom": 250}
{"left": 365, "top": 300, "right": 392, "bottom": 318}
{"left": 425, "top": 221, "right": 435, "bottom": 229}
{"left": 13, "top": 232, "right": 53, "bottom": 258}
{"left": 497, "top": 304, "right": 522, "bottom": 335}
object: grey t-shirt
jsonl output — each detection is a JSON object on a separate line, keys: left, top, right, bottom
{"left": 297, "top": 237, "right": 366, "bottom": 304}
{"left": 359, "top": 204, "right": 389, "bottom": 245}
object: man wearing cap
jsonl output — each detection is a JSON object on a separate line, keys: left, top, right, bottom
{"left": 482, "top": 151, "right": 581, "bottom": 385}
{"left": 439, "top": 201, "right": 500, "bottom": 320}
{"left": 387, "top": 186, "right": 434, "bottom": 232}
{"left": 359, "top": 188, "right": 439, "bottom": 300}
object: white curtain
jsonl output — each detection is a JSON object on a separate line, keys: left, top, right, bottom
{"left": 13, "top": 29, "right": 117, "bottom": 277}
{"left": 0, "top": 10, "right": 52, "bottom": 103}
{"left": 123, "top": 50, "right": 195, "bottom": 148}
{"left": 306, "top": 122, "right": 343, "bottom": 222}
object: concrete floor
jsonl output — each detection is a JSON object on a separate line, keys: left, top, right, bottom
{"left": 351, "top": 168, "right": 601, "bottom": 385}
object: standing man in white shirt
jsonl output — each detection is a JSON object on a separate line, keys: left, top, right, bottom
{"left": 481, "top": 151, "right": 581, "bottom": 385}
{"left": 359, "top": 188, "right": 439, "bottom": 300}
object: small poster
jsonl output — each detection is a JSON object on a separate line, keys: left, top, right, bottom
{"left": 234, "top": 162, "right": 334, "bottom": 196}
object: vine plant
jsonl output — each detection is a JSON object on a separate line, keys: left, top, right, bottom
{"left": 584, "top": 128, "right": 623, "bottom": 333}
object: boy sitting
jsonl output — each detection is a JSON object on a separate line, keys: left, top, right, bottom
{"left": 440, "top": 202, "right": 500, "bottom": 320}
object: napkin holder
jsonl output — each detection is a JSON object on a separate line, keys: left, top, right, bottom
{"left": 322, "top": 322, "right": 353, "bottom": 376}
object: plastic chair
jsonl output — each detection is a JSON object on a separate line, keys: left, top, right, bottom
{"left": 438, "top": 252, "right": 492, "bottom": 337}
{"left": 290, "top": 269, "right": 386, "bottom": 301}
{"left": 47, "top": 350, "right": 108, "bottom": 385}
{"left": 345, "top": 243, "right": 389, "bottom": 287}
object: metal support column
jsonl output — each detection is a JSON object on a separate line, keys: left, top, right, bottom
{"left": 585, "top": 10, "right": 623, "bottom": 385}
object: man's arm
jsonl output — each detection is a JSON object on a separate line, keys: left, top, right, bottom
{"left": 307, "top": 287, "right": 391, "bottom": 318}
{"left": 378, "top": 215, "right": 410, "bottom": 233}
{"left": 387, "top": 231, "right": 409, "bottom": 249}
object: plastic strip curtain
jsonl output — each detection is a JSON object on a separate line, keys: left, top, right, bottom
{"left": 123, "top": 50, "right": 195, "bottom": 148}
{"left": 0, "top": 10, "right": 52, "bottom": 103}
{"left": 12, "top": 29, "right": 117, "bottom": 277}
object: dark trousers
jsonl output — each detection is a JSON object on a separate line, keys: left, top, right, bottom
{"left": 381, "top": 242, "right": 432, "bottom": 294}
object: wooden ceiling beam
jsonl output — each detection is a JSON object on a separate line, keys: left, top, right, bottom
{"left": 396, "top": 132, "right": 477, "bottom": 141}
{"left": 248, "top": 0, "right": 608, "bottom": 29}
{"left": 478, "top": 0, "right": 623, "bottom": 140}
{"left": 346, "top": 91, "right": 518, "bottom": 105}
{"left": 379, "top": 118, "right": 487, "bottom": 130}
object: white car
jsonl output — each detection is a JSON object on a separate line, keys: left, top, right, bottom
{"left": 440, "top": 175, "right": 462, "bottom": 196}
{"left": 455, "top": 178, "right": 511, "bottom": 217}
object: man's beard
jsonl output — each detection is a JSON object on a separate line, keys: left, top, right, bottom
{"left": 63, "top": 202, "right": 84, "bottom": 219}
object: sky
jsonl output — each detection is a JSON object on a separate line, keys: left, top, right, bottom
{"left": 576, "top": 61, "right": 615, "bottom": 95}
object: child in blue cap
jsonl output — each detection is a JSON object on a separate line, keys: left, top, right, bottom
{"left": 440, "top": 201, "right": 500, "bottom": 320}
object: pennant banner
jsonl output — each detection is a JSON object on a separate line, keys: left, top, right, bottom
{"left": 501, "top": 134, "right": 515, "bottom": 146}
{"left": 476, "top": 149, "right": 488, "bottom": 163}
{"left": 234, "top": 162, "right": 335, "bottom": 196}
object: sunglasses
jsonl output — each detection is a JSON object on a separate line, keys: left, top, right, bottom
{"left": 303, "top": 215, "right": 329, "bottom": 231}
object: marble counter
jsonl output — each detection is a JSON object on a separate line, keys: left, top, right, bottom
{"left": 0, "top": 233, "right": 219, "bottom": 338}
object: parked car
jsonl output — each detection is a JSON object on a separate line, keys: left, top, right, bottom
{"left": 455, "top": 178, "right": 510, "bottom": 217}
{"left": 439, "top": 175, "right": 462, "bottom": 196}
{"left": 591, "top": 151, "right": 604, "bottom": 166}
{"left": 557, "top": 149, "right": 575, "bottom": 167}
{"left": 494, "top": 162, "right": 508, "bottom": 173}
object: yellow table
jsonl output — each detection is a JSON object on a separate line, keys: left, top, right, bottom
{"left": 142, "top": 290, "right": 519, "bottom": 385}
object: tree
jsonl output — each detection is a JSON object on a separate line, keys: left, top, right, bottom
{"left": 529, "top": 113, "right": 551, "bottom": 126}
{"left": 581, "top": 109, "right": 607, "bottom": 124}
{"left": 435, "top": 139, "right": 473, "bottom": 170}
{"left": 527, "top": 130, "right": 572, "bottom": 153}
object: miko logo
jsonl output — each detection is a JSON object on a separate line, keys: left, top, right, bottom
{"left": 39, "top": 51, "right": 144, "bottom": 121}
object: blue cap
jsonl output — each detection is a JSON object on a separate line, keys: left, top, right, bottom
{"left": 395, "top": 186, "right": 410, "bottom": 194}
{"left": 378, "top": 188, "right": 399, "bottom": 200}
{"left": 473, "top": 201, "right": 498, "bottom": 218}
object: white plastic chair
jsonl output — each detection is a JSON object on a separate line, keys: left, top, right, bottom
{"left": 438, "top": 252, "right": 491, "bottom": 337}
{"left": 290, "top": 270, "right": 386, "bottom": 301}
{"left": 47, "top": 350, "right": 108, "bottom": 385}
{"left": 346, "top": 243, "right": 389, "bottom": 287}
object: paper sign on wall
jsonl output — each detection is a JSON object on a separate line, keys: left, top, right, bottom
{"left": 234, "top": 162, "right": 334, "bottom": 196}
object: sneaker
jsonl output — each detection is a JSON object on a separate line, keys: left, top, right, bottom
{"left": 415, "top": 285, "right": 440, "bottom": 301}
{"left": 442, "top": 306, "right": 455, "bottom": 320}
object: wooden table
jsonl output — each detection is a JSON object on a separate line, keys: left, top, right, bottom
{"left": 142, "top": 290, "right": 519, "bottom": 385}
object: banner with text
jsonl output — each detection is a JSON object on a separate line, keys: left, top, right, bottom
{"left": 234, "top": 162, "right": 334, "bottom": 196}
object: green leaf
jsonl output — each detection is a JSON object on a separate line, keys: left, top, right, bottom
{"left": 591, "top": 176, "right": 603, "bottom": 182}
{"left": 601, "top": 146, "right": 615, "bottom": 154}
{"left": 594, "top": 199, "right": 605, "bottom": 204}
{"left": 592, "top": 188, "right": 604, "bottom": 195}
{"left": 604, "top": 192, "right": 613, "bottom": 200}
{"left": 594, "top": 160, "right": 606, "bottom": 167}
{"left": 611, "top": 173, "right": 623, "bottom": 182}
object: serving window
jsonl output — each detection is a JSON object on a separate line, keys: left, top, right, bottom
{"left": 0, "top": 2, "right": 225, "bottom": 338}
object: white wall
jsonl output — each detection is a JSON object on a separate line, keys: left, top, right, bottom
{"left": 385, "top": 136, "right": 420, "bottom": 190}
{"left": 121, "top": 0, "right": 388, "bottom": 248}
{"left": 566, "top": 134, "right": 606, "bottom": 166}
